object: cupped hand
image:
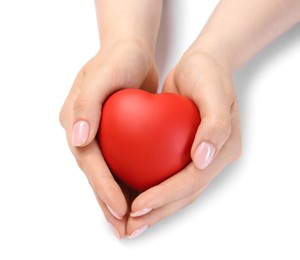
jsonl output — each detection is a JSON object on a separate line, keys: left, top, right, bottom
{"left": 126, "top": 50, "right": 242, "bottom": 238}
{"left": 59, "top": 40, "right": 158, "bottom": 239}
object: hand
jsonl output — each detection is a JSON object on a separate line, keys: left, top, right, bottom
{"left": 125, "top": 49, "right": 242, "bottom": 238}
{"left": 59, "top": 39, "right": 158, "bottom": 239}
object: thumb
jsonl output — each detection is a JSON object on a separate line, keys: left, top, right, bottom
{"left": 190, "top": 80, "right": 235, "bottom": 170}
{"left": 71, "top": 67, "right": 117, "bottom": 147}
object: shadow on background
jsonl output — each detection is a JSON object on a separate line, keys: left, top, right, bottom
{"left": 155, "top": 0, "right": 187, "bottom": 90}
{"left": 234, "top": 22, "right": 300, "bottom": 131}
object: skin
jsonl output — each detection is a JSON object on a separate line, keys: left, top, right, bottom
{"left": 60, "top": 0, "right": 300, "bottom": 239}
{"left": 60, "top": 0, "right": 162, "bottom": 239}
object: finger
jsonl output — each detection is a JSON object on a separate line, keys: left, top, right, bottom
{"left": 129, "top": 162, "right": 215, "bottom": 219}
{"left": 59, "top": 68, "right": 84, "bottom": 129}
{"left": 73, "top": 140, "right": 129, "bottom": 220}
{"left": 62, "top": 97, "right": 129, "bottom": 221}
{"left": 93, "top": 190, "right": 127, "bottom": 240}
{"left": 71, "top": 62, "right": 159, "bottom": 147}
{"left": 190, "top": 78, "right": 235, "bottom": 170}
{"left": 165, "top": 69, "right": 234, "bottom": 170}
{"left": 126, "top": 186, "right": 206, "bottom": 239}
{"left": 163, "top": 54, "right": 236, "bottom": 170}
{"left": 71, "top": 65, "right": 119, "bottom": 147}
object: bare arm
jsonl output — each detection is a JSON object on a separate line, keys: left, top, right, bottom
{"left": 95, "top": 0, "right": 162, "bottom": 53}
{"left": 192, "top": 0, "right": 300, "bottom": 72}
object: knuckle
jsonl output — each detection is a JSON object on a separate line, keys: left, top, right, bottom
{"left": 73, "top": 98, "right": 89, "bottom": 113}
{"left": 211, "top": 119, "right": 232, "bottom": 140}
{"left": 184, "top": 192, "right": 199, "bottom": 207}
{"left": 227, "top": 140, "right": 243, "bottom": 164}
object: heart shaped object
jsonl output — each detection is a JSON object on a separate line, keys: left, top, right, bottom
{"left": 98, "top": 89, "right": 200, "bottom": 191}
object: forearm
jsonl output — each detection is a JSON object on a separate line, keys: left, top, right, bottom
{"left": 192, "top": 0, "right": 300, "bottom": 72}
{"left": 95, "top": 0, "right": 162, "bottom": 53}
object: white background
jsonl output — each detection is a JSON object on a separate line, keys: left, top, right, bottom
{"left": 1, "top": 0, "right": 300, "bottom": 259}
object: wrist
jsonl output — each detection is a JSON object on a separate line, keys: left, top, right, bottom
{"left": 183, "top": 37, "right": 234, "bottom": 76}
{"left": 188, "top": 34, "right": 237, "bottom": 74}
{"left": 100, "top": 35, "right": 156, "bottom": 57}
{"left": 96, "top": 0, "right": 162, "bottom": 56}
{"left": 97, "top": 37, "right": 158, "bottom": 91}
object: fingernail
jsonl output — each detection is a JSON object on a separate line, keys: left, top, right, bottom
{"left": 130, "top": 208, "right": 152, "bottom": 217}
{"left": 72, "top": 120, "right": 89, "bottom": 146}
{"left": 128, "top": 225, "right": 149, "bottom": 239}
{"left": 106, "top": 204, "right": 123, "bottom": 220}
{"left": 194, "top": 142, "right": 216, "bottom": 170}
{"left": 109, "top": 223, "right": 121, "bottom": 240}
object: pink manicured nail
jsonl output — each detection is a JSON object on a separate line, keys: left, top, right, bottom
{"left": 128, "top": 225, "right": 149, "bottom": 239}
{"left": 130, "top": 208, "right": 152, "bottom": 217}
{"left": 72, "top": 120, "right": 89, "bottom": 146}
{"left": 194, "top": 142, "right": 216, "bottom": 170}
{"left": 106, "top": 204, "right": 123, "bottom": 220}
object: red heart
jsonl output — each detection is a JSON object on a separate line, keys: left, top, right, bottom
{"left": 98, "top": 89, "right": 200, "bottom": 191}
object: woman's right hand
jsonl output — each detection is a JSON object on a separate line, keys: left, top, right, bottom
{"left": 59, "top": 39, "right": 159, "bottom": 239}
{"left": 125, "top": 48, "right": 242, "bottom": 238}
